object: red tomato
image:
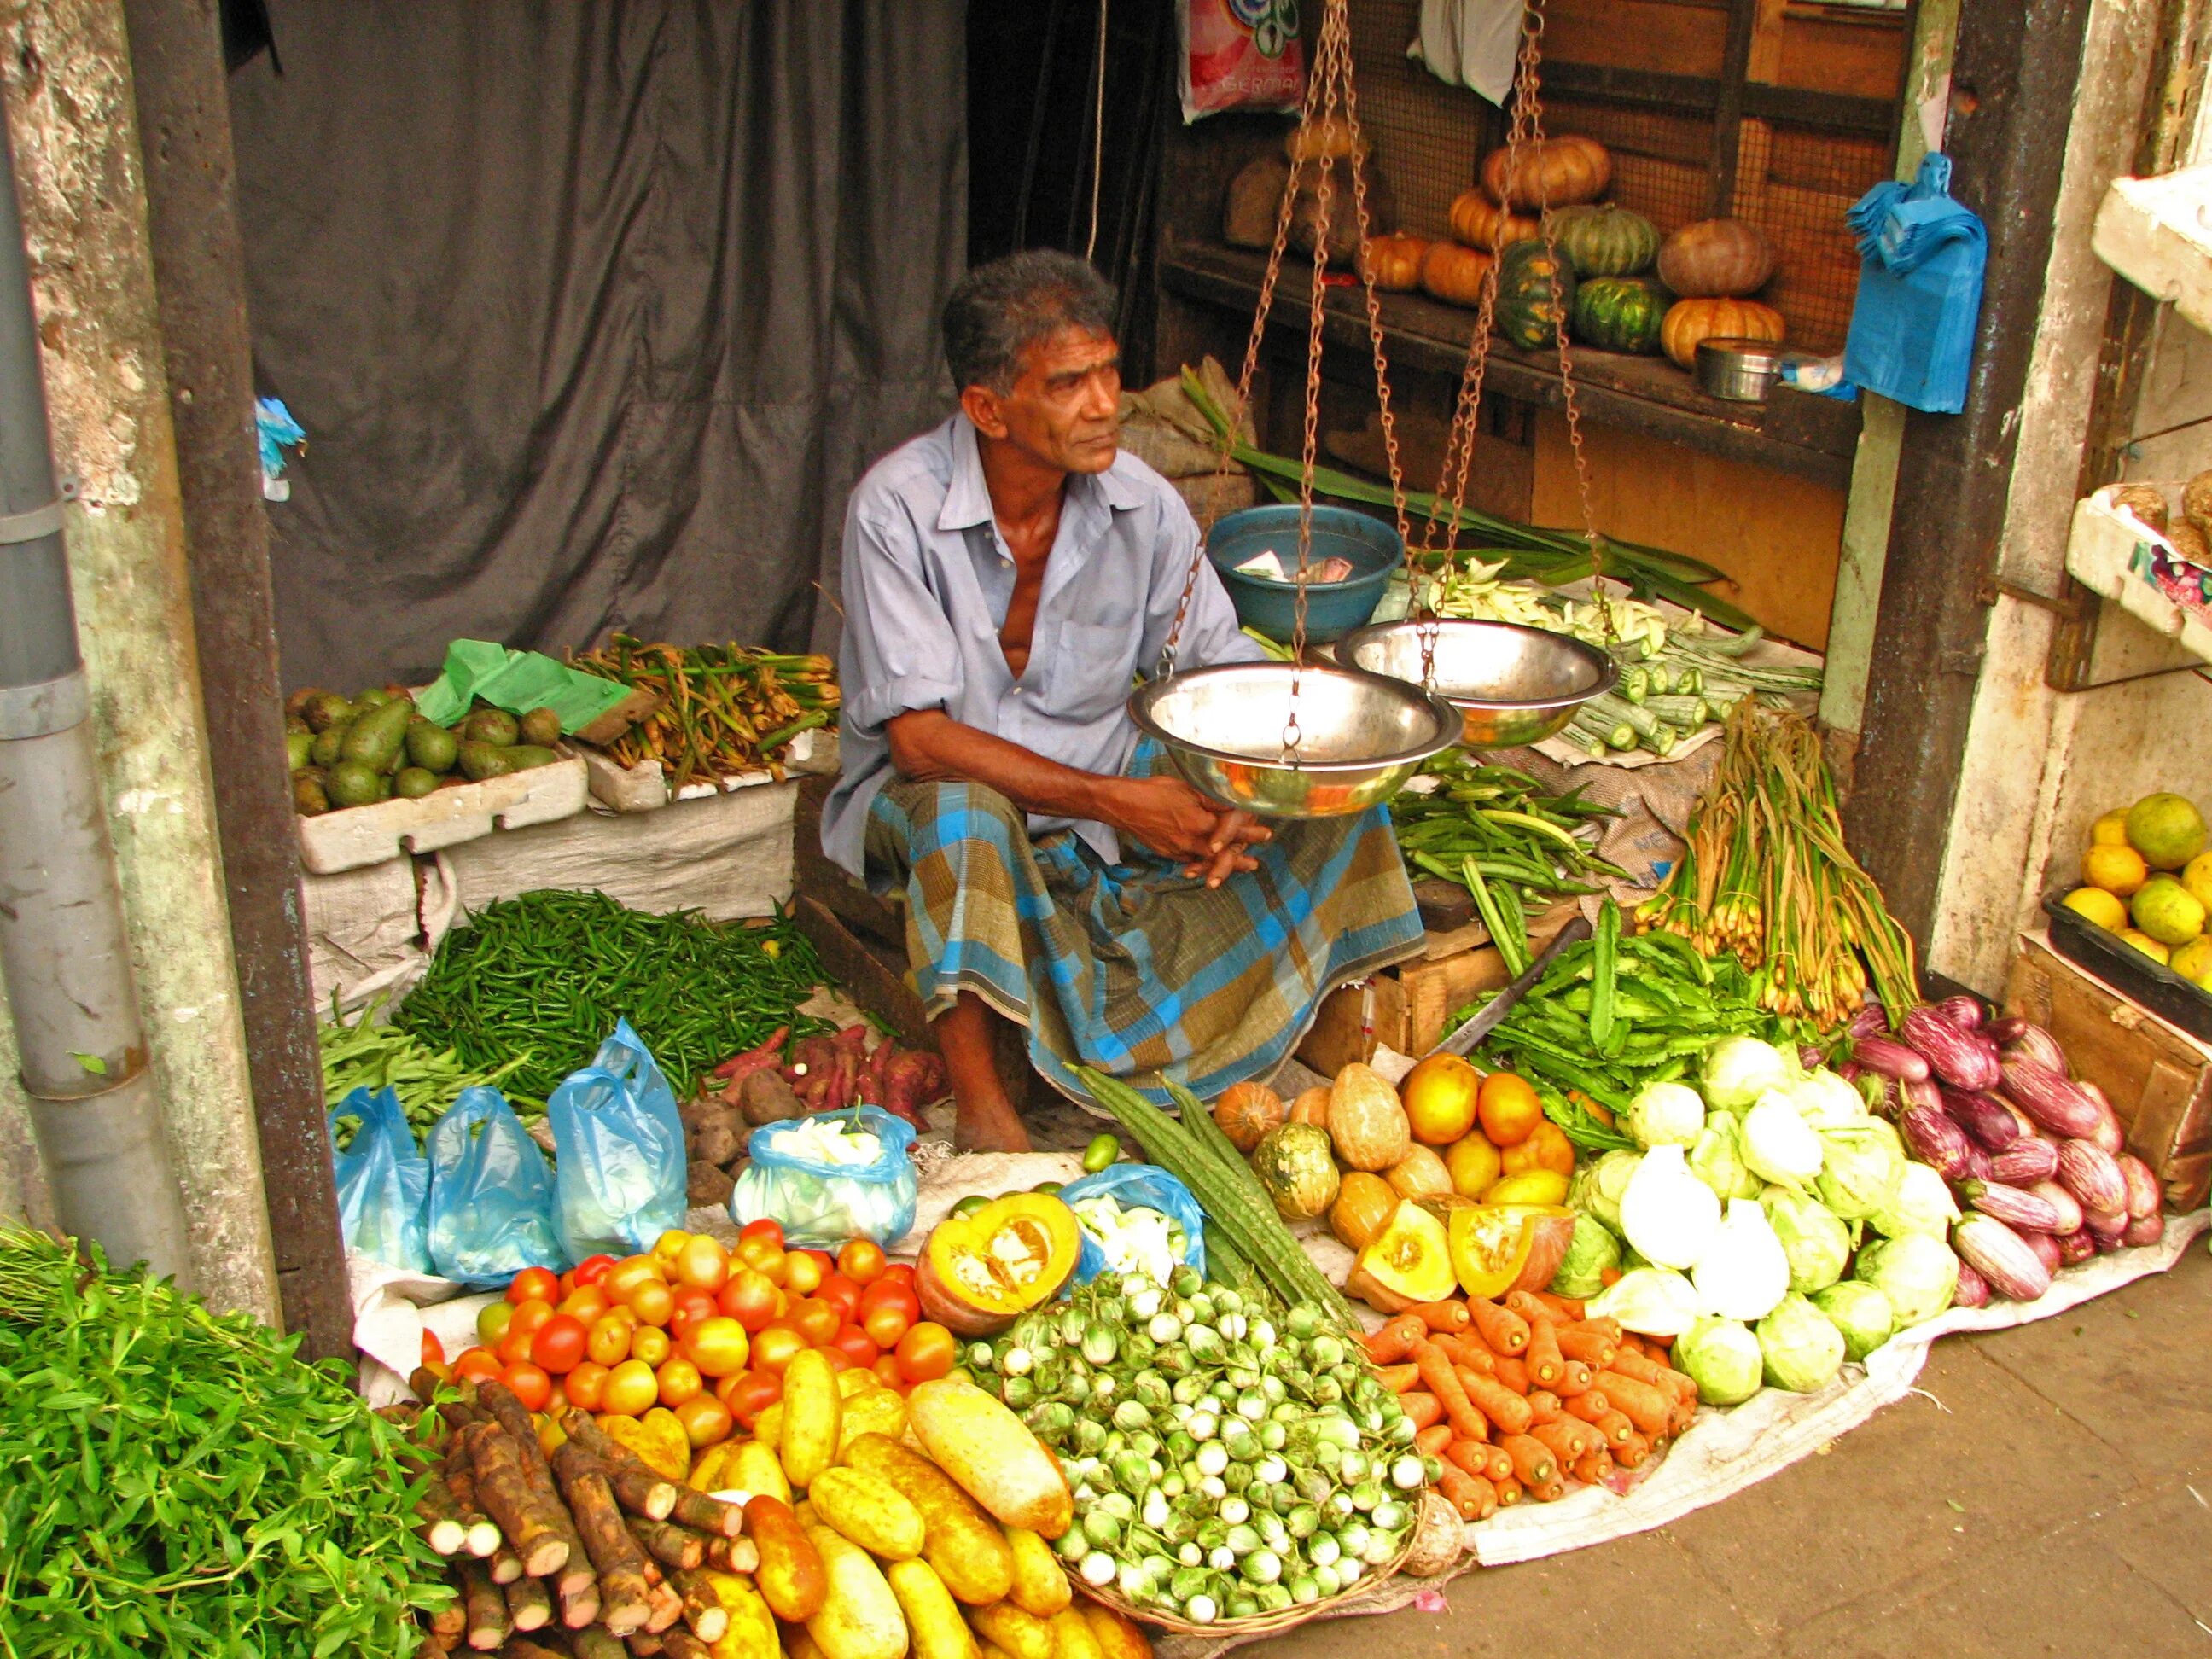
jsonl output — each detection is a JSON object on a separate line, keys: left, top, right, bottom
{"left": 738, "top": 1218, "right": 785, "bottom": 1252}
{"left": 509, "top": 1299, "right": 556, "bottom": 1340}
{"left": 871, "top": 1352, "right": 905, "bottom": 1389}
{"left": 816, "top": 1272, "right": 863, "bottom": 1324}
{"left": 894, "top": 1321, "right": 957, "bottom": 1383}
{"left": 672, "top": 1234, "right": 731, "bottom": 1293}
{"left": 573, "top": 1253, "right": 619, "bottom": 1288}
{"left": 564, "top": 1359, "right": 610, "bottom": 1412}
{"left": 836, "top": 1239, "right": 888, "bottom": 1286}
{"left": 876, "top": 1262, "right": 917, "bottom": 1292}
{"left": 830, "top": 1323, "right": 880, "bottom": 1367}
{"left": 669, "top": 1284, "right": 719, "bottom": 1326}
{"left": 673, "top": 1394, "right": 735, "bottom": 1449}
{"left": 716, "top": 1267, "right": 781, "bottom": 1332}
{"left": 684, "top": 1316, "right": 751, "bottom": 1378}
{"left": 625, "top": 1278, "right": 675, "bottom": 1328}
{"left": 453, "top": 1345, "right": 502, "bottom": 1382}
{"left": 502, "top": 1361, "right": 552, "bottom": 1412}
{"left": 820, "top": 1346, "right": 853, "bottom": 1372}
{"left": 606, "top": 1254, "right": 666, "bottom": 1301}
{"left": 531, "top": 1313, "right": 590, "bottom": 1375}
{"left": 788, "top": 1297, "right": 841, "bottom": 1348}
{"left": 749, "top": 1324, "right": 806, "bottom": 1375}
{"left": 783, "top": 1250, "right": 829, "bottom": 1296}
{"left": 861, "top": 1300, "right": 911, "bottom": 1350}
{"left": 421, "top": 1329, "right": 447, "bottom": 1367}
{"left": 585, "top": 1313, "right": 632, "bottom": 1368}
{"left": 736, "top": 1236, "right": 787, "bottom": 1286}
{"left": 718, "top": 1369, "right": 782, "bottom": 1428}
{"left": 859, "top": 1276, "right": 920, "bottom": 1316}
{"left": 655, "top": 1356, "right": 704, "bottom": 1408}
{"left": 496, "top": 1327, "right": 537, "bottom": 1368}
{"left": 507, "top": 1266, "right": 560, "bottom": 1307}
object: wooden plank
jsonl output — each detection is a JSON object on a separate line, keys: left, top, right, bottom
{"left": 791, "top": 897, "right": 934, "bottom": 1051}
{"left": 1544, "top": 0, "right": 1732, "bottom": 78}
{"left": 1710, "top": 0, "right": 1763, "bottom": 215}
{"left": 1773, "top": 9, "right": 1909, "bottom": 99}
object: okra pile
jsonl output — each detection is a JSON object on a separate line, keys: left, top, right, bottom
{"left": 968, "top": 1266, "right": 1425, "bottom": 1624}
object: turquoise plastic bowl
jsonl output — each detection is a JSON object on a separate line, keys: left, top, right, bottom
{"left": 1205, "top": 504, "right": 1401, "bottom": 644}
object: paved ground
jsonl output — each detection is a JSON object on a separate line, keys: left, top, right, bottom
{"left": 1255, "top": 1241, "right": 2212, "bottom": 1659}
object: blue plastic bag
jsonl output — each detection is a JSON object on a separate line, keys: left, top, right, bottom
{"left": 549, "top": 1019, "right": 689, "bottom": 1261}
{"left": 328, "top": 1086, "right": 431, "bottom": 1272}
{"left": 1057, "top": 1166, "right": 1207, "bottom": 1284}
{"left": 1842, "top": 153, "right": 1987, "bottom": 415}
{"left": 730, "top": 1107, "right": 918, "bottom": 1248}
{"left": 426, "top": 1086, "right": 568, "bottom": 1285}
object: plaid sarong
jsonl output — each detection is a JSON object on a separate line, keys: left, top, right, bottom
{"left": 864, "top": 739, "right": 1423, "bottom": 1106}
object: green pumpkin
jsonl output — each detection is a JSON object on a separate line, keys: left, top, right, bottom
{"left": 1250, "top": 1122, "right": 1341, "bottom": 1221}
{"left": 1495, "top": 240, "right": 1577, "bottom": 350}
{"left": 1571, "top": 275, "right": 1669, "bottom": 355}
{"left": 1550, "top": 203, "right": 1661, "bottom": 277}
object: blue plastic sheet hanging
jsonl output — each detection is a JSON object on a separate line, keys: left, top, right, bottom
{"left": 1841, "top": 154, "right": 1987, "bottom": 415}
{"left": 328, "top": 1086, "right": 432, "bottom": 1272}
{"left": 426, "top": 1086, "right": 568, "bottom": 1285}
{"left": 549, "top": 1018, "right": 689, "bottom": 1261}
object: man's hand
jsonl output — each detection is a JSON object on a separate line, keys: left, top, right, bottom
{"left": 1100, "top": 775, "right": 1228, "bottom": 865}
{"left": 1184, "top": 808, "right": 1269, "bottom": 888}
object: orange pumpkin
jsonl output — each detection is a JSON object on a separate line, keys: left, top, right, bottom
{"left": 1447, "top": 189, "right": 1540, "bottom": 254}
{"left": 1285, "top": 116, "right": 1366, "bottom": 165}
{"left": 1418, "top": 241, "right": 1496, "bottom": 309}
{"left": 1661, "top": 297, "right": 1786, "bottom": 370}
{"left": 1478, "top": 135, "right": 1610, "bottom": 211}
{"left": 1358, "top": 232, "right": 1429, "bottom": 292}
{"left": 1656, "top": 218, "right": 1775, "bottom": 297}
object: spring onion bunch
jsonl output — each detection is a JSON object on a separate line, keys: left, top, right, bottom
{"left": 968, "top": 1266, "right": 1429, "bottom": 1624}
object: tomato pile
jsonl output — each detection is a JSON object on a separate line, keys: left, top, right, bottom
{"left": 438, "top": 1220, "right": 958, "bottom": 1456}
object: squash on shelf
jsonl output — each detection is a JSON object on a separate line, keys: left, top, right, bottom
{"left": 1358, "top": 231, "right": 1429, "bottom": 292}
{"left": 1418, "top": 241, "right": 1496, "bottom": 308}
{"left": 1347, "top": 1200, "right": 1458, "bottom": 1313}
{"left": 1571, "top": 275, "right": 1669, "bottom": 355}
{"left": 1656, "top": 217, "right": 1775, "bottom": 297}
{"left": 1330, "top": 1171, "right": 1400, "bottom": 1251}
{"left": 1549, "top": 203, "right": 1660, "bottom": 277}
{"left": 1479, "top": 135, "right": 1611, "bottom": 211}
{"left": 1212, "top": 1080, "right": 1285, "bottom": 1153}
{"left": 1495, "top": 238, "right": 1577, "bottom": 351}
{"left": 1447, "top": 189, "right": 1540, "bottom": 254}
{"left": 1327, "top": 1062, "right": 1412, "bottom": 1172}
{"left": 1660, "top": 296, "right": 1786, "bottom": 370}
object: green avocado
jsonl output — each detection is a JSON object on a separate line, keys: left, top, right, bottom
{"left": 293, "top": 776, "right": 329, "bottom": 816}
{"left": 341, "top": 697, "right": 415, "bottom": 771}
{"left": 352, "top": 687, "right": 393, "bottom": 711}
{"left": 461, "top": 707, "right": 520, "bottom": 748}
{"left": 310, "top": 724, "right": 351, "bottom": 768}
{"left": 303, "top": 691, "right": 354, "bottom": 733}
{"left": 457, "top": 741, "right": 515, "bottom": 783}
{"left": 394, "top": 765, "right": 440, "bottom": 799}
{"left": 324, "top": 760, "right": 383, "bottom": 808}
{"left": 284, "top": 731, "right": 315, "bottom": 771}
{"left": 518, "top": 707, "right": 562, "bottom": 748}
{"left": 504, "top": 744, "right": 561, "bottom": 772}
{"left": 406, "top": 719, "right": 460, "bottom": 773}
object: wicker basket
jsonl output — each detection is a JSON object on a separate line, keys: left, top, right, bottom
{"left": 1068, "top": 1539, "right": 1410, "bottom": 1638}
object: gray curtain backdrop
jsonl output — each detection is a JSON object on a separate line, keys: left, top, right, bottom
{"left": 227, "top": 2, "right": 966, "bottom": 691}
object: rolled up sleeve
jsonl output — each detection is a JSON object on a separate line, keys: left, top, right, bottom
{"left": 840, "top": 504, "right": 965, "bottom": 737}
{"left": 1139, "top": 494, "right": 1267, "bottom": 676}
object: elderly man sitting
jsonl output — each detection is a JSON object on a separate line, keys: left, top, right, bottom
{"left": 823, "top": 250, "right": 1422, "bottom": 1150}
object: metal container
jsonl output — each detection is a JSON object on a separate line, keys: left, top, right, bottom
{"left": 1128, "top": 662, "right": 1458, "bottom": 818}
{"left": 1337, "top": 618, "right": 1618, "bottom": 749}
{"left": 1205, "top": 504, "right": 1400, "bottom": 643}
{"left": 1695, "top": 338, "right": 1789, "bottom": 403}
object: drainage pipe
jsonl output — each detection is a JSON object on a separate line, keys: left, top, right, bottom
{"left": 0, "top": 99, "right": 192, "bottom": 1284}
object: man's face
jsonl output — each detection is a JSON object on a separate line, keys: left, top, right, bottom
{"left": 966, "top": 324, "right": 1122, "bottom": 475}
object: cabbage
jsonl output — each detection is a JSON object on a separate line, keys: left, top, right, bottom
{"left": 1686, "top": 1111, "right": 1761, "bottom": 1202}
{"left": 1756, "top": 1292, "right": 1846, "bottom": 1393}
{"left": 1701, "top": 1036, "right": 1794, "bottom": 1111}
{"left": 1691, "top": 1198, "right": 1791, "bottom": 1322}
{"left": 1790, "top": 1068, "right": 1868, "bottom": 1131}
{"left": 1853, "top": 1231, "right": 1959, "bottom": 1327}
{"left": 1675, "top": 1316, "right": 1764, "bottom": 1406}
{"left": 1586, "top": 1266, "right": 1701, "bottom": 1338}
{"left": 1624, "top": 1080, "right": 1706, "bottom": 1150}
{"left": 1762, "top": 1187, "right": 1852, "bottom": 1294}
{"left": 1742, "top": 1090, "right": 1825, "bottom": 1189}
{"left": 1811, "top": 1280, "right": 1896, "bottom": 1362}
{"left": 1867, "top": 1161, "right": 1959, "bottom": 1240}
{"left": 1618, "top": 1144, "right": 1720, "bottom": 1271}
{"left": 1813, "top": 1119, "right": 1906, "bottom": 1220}
{"left": 1573, "top": 1148, "right": 1643, "bottom": 1235}
{"left": 1548, "top": 1214, "right": 1621, "bottom": 1300}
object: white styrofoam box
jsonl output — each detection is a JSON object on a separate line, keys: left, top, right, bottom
{"left": 2093, "top": 166, "right": 2212, "bottom": 337}
{"left": 582, "top": 726, "right": 838, "bottom": 812}
{"left": 439, "top": 776, "right": 800, "bottom": 923}
{"left": 2065, "top": 483, "right": 2212, "bottom": 669}
{"left": 295, "top": 754, "right": 589, "bottom": 875}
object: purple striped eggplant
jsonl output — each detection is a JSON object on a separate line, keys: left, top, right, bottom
{"left": 1854, "top": 1034, "right": 1930, "bottom": 1084}
{"left": 2025, "top": 1179, "right": 2083, "bottom": 1236}
{"left": 1953, "top": 1214, "right": 2052, "bottom": 1301}
{"left": 1939, "top": 1087, "right": 2020, "bottom": 1152}
{"left": 2058, "top": 1227, "right": 2096, "bottom": 1266}
{"left": 2086, "top": 1206, "right": 2129, "bottom": 1248}
{"left": 1959, "top": 1139, "right": 1993, "bottom": 1181}
{"left": 1901, "top": 1076, "right": 1944, "bottom": 1116}
{"left": 1996, "top": 1021, "right": 2068, "bottom": 1075}
{"left": 2056, "top": 1139, "right": 2128, "bottom": 1214}
{"left": 2080, "top": 1081, "right": 2125, "bottom": 1155}
{"left": 1951, "top": 1260, "right": 1991, "bottom": 1309}
{"left": 1934, "top": 994, "right": 1986, "bottom": 1031}
{"left": 1999, "top": 1057, "right": 2101, "bottom": 1138}
{"left": 1988, "top": 1138, "right": 2058, "bottom": 1185}
{"left": 2124, "top": 1212, "right": 2166, "bottom": 1249}
{"left": 1837, "top": 1060, "right": 1864, "bottom": 1085}
{"left": 1962, "top": 1179, "right": 2067, "bottom": 1233}
{"left": 2023, "top": 1227, "right": 2063, "bottom": 1277}
{"left": 1848, "top": 1002, "right": 1892, "bottom": 1040}
{"left": 1901, "top": 1104, "right": 1978, "bottom": 1180}
{"left": 2116, "top": 1152, "right": 2162, "bottom": 1221}
{"left": 1902, "top": 1005, "right": 2001, "bottom": 1090}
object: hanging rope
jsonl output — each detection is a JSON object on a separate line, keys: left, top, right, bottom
{"left": 1085, "top": 0, "right": 1109, "bottom": 262}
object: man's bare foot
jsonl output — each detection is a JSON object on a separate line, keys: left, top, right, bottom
{"left": 954, "top": 1091, "right": 1032, "bottom": 1153}
{"left": 935, "top": 991, "right": 1033, "bottom": 1152}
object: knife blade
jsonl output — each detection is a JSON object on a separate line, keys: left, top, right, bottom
{"left": 1426, "top": 911, "right": 1594, "bottom": 1059}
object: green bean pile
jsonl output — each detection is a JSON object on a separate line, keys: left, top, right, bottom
{"left": 322, "top": 997, "right": 539, "bottom": 1144}
{"left": 391, "top": 889, "right": 830, "bottom": 1102}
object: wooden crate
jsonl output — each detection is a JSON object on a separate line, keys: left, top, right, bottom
{"left": 2003, "top": 931, "right": 2212, "bottom": 1211}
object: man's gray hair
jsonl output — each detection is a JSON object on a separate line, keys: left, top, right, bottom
{"left": 943, "top": 250, "right": 1117, "bottom": 395}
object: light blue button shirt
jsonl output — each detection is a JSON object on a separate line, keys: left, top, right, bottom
{"left": 822, "top": 414, "right": 1263, "bottom": 882}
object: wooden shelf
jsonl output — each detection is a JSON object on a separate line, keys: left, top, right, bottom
{"left": 1159, "top": 241, "right": 1862, "bottom": 487}
{"left": 2093, "top": 167, "right": 2212, "bottom": 337}
{"left": 2066, "top": 485, "right": 2212, "bottom": 669}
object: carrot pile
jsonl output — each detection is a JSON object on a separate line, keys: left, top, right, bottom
{"left": 1364, "top": 1292, "right": 1698, "bottom": 1521}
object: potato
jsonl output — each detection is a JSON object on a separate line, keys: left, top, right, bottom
{"left": 843, "top": 1434, "right": 1015, "bottom": 1606}
{"left": 811, "top": 1466, "right": 926, "bottom": 1561}
{"left": 804, "top": 1522, "right": 911, "bottom": 1659}
{"left": 1003, "top": 1528, "right": 1071, "bottom": 1619}
{"left": 838, "top": 1365, "right": 879, "bottom": 1400}
{"left": 886, "top": 1559, "right": 979, "bottom": 1659}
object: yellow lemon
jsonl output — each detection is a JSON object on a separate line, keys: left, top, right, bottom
{"left": 2127, "top": 792, "right": 2208, "bottom": 870}
{"left": 2132, "top": 875, "right": 2207, "bottom": 946}
{"left": 2172, "top": 935, "right": 2212, "bottom": 987}
{"left": 2061, "top": 886, "right": 2128, "bottom": 932}
{"left": 2091, "top": 810, "right": 2131, "bottom": 847}
{"left": 2185, "top": 851, "right": 2212, "bottom": 916}
{"left": 2120, "top": 928, "right": 2172, "bottom": 964}
{"left": 2082, "top": 843, "right": 2148, "bottom": 896}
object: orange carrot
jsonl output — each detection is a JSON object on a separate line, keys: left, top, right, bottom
{"left": 1525, "top": 1319, "right": 1565, "bottom": 1389}
{"left": 1452, "top": 1365, "right": 1495, "bottom": 1410}
{"left": 1371, "top": 1363, "right": 1421, "bottom": 1394}
{"left": 1534, "top": 1291, "right": 1585, "bottom": 1321}
{"left": 1436, "top": 1334, "right": 1495, "bottom": 1375}
{"left": 1552, "top": 1360, "right": 1594, "bottom": 1398}
{"left": 1668, "top": 1391, "right": 1697, "bottom": 1436}
{"left": 1530, "top": 1476, "right": 1567, "bottom": 1503}
{"left": 1577, "top": 1316, "right": 1624, "bottom": 1343}
{"left": 1524, "top": 1389, "right": 1563, "bottom": 1426}
{"left": 1556, "top": 1326, "right": 1617, "bottom": 1370}
{"left": 1466, "top": 1298, "right": 1530, "bottom": 1355}
{"left": 1408, "top": 1300, "right": 1471, "bottom": 1334}
{"left": 1591, "top": 1371, "right": 1672, "bottom": 1439}
{"left": 1564, "top": 1392, "right": 1616, "bottom": 1429}
{"left": 1411, "top": 1338, "right": 1489, "bottom": 1444}
{"left": 1499, "top": 1434, "right": 1555, "bottom": 1487}
{"left": 1592, "top": 1408, "right": 1635, "bottom": 1448}
{"left": 1441, "top": 1439, "right": 1492, "bottom": 1480}
{"left": 1598, "top": 1265, "right": 1624, "bottom": 1288}
{"left": 1399, "top": 1391, "right": 1445, "bottom": 1431}
{"left": 1614, "top": 1430, "right": 1652, "bottom": 1470}
{"left": 1461, "top": 1472, "right": 1498, "bottom": 1521}
{"left": 1415, "top": 1423, "right": 1453, "bottom": 1458}
{"left": 1607, "top": 1346, "right": 1692, "bottom": 1398}
{"left": 1491, "top": 1355, "right": 1531, "bottom": 1394}
{"left": 1363, "top": 1315, "right": 1426, "bottom": 1365}
{"left": 1435, "top": 1468, "right": 1488, "bottom": 1519}
{"left": 1491, "top": 1475, "right": 1523, "bottom": 1508}
{"left": 1570, "top": 1449, "right": 1610, "bottom": 1486}
{"left": 1532, "top": 1420, "right": 1598, "bottom": 1466}
{"left": 1461, "top": 1371, "right": 1534, "bottom": 1436}
{"left": 1503, "top": 1291, "right": 1555, "bottom": 1329}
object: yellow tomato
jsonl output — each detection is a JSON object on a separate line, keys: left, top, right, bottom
{"left": 1500, "top": 1120, "right": 1575, "bottom": 1180}
{"left": 652, "top": 1230, "right": 693, "bottom": 1267}
{"left": 630, "top": 1324, "right": 672, "bottom": 1367}
{"left": 1482, "top": 1168, "right": 1571, "bottom": 1207}
{"left": 602, "top": 1359, "right": 659, "bottom": 1417}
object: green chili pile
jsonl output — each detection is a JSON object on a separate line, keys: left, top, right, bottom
{"left": 391, "top": 889, "right": 830, "bottom": 1102}
{"left": 0, "top": 1227, "right": 445, "bottom": 1656}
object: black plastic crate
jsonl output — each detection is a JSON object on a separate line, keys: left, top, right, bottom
{"left": 2040, "top": 888, "right": 2212, "bottom": 1045}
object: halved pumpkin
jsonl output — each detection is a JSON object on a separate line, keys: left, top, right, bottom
{"left": 1441, "top": 1203, "right": 1576, "bottom": 1300}
{"left": 1345, "top": 1200, "right": 1456, "bottom": 1313}
{"left": 916, "top": 1194, "right": 1081, "bottom": 1336}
